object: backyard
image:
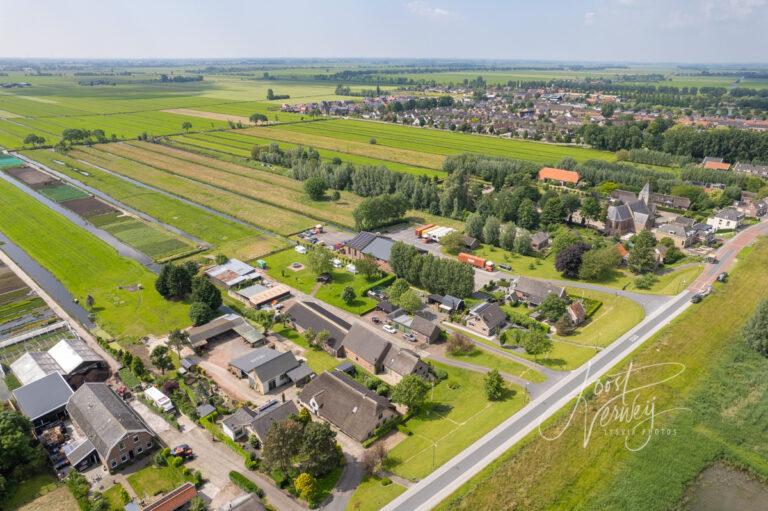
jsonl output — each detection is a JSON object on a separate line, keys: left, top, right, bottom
{"left": 345, "top": 476, "right": 407, "bottom": 511}
{"left": 126, "top": 465, "right": 193, "bottom": 498}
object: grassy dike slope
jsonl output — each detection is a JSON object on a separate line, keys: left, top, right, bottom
{"left": 0, "top": 177, "right": 189, "bottom": 338}
{"left": 438, "top": 239, "right": 768, "bottom": 511}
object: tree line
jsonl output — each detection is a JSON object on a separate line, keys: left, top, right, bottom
{"left": 389, "top": 241, "right": 474, "bottom": 298}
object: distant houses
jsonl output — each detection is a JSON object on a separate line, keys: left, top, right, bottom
{"left": 12, "top": 372, "right": 73, "bottom": 434}
{"left": 465, "top": 302, "right": 506, "bottom": 336}
{"left": 205, "top": 258, "right": 259, "bottom": 289}
{"left": 221, "top": 399, "right": 299, "bottom": 443}
{"left": 186, "top": 313, "right": 264, "bottom": 350}
{"left": 508, "top": 277, "right": 566, "bottom": 306}
{"left": 228, "top": 347, "right": 313, "bottom": 393}
{"left": 707, "top": 208, "right": 745, "bottom": 231}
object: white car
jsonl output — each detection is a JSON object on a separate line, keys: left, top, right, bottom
{"left": 383, "top": 325, "right": 397, "bottom": 334}
{"left": 332, "top": 258, "right": 342, "bottom": 268}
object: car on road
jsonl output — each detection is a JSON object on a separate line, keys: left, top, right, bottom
{"left": 498, "top": 263, "right": 511, "bottom": 271}
{"left": 705, "top": 256, "right": 718, "bottom": 264}
{"left": 717, "top": 272, "right": 728, "bottom": 282}
{"left": 690, "top": 294, "right": 703, "bottom": 303}
{"left": 383, "top": 325, "right": 397, "bottom": 334}
{"left": 171, "top": 444, "right": 194, "bottom": 459}
{"left": 403, "top": 332, "right": 417, "bottom": 342}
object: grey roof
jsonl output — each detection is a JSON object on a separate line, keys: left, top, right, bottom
{"left": 220, "top": 494, "right": 267, "bottom": 511}
{"left": 62, "top": 437, "right": 96, "bottom": 466}
{"left": 13, "top": 371, "right": 73, "bottom": 421}
{"left": 187, "top": 313, "right": 252, "bottom": 343}
{"left": 376, "top": 300, "right": 397, "bottom": 314}
{"left": 286, "top": 364, "right": 314, "bottom": 383}
{"left": 66, "top": 383, "right": 152, "bottom": 460}
{"left": 713, "top": 208, "right": 743, "bottom": 221}
{"left": 410, "top": 315, "right": 440, "bottom": 338}
{"left": 196, "top": 404, "right": 216, "bottom": 418}
{"left": 657, "top": 223, "right": 689, "bottom": 238}
{"left": 222, "top": 407, "right": 256, "bottom": 431}
{"left": 249, "top": 400, "right": 299, "bottom": 441}
{"left": 345, "top": 232, "right": 394, "bottom": 262}
{"left": 441, "top": 295, "right": 464, "bottom": 310}
{"left": 531, "top": 231, "right": 550, "bottom": 245}
{"left": 48, "top": 337, "right": 103, "bottom": 375}
{"left": 606, "top": 204, "right": 632, "bottom": 222}
{"left": 11, "top": 351, "right": 61, "bottom": 385}
{"left": 181, "top": 357, "right": 199, "bottom": 370}
{"left": 511, "top": 277, "right": 565, "bottom": 302}
{"left": 285, "top": 302, "right": 349, "bottom": 346}
{"left": 298, "top": 370, "right": 397, "bottom": 442}
{"left": 229, "top": 348, "right": 301, "bottom": 382}
{"left": 469, "top": 302, "right": 506, "bottom": 330}
{"left": 341, "top": 323, "right": 391, "bottom": 367}
{"left": 672, "top": 216, "right": 695, "bottom": 227}
{"left": 345, "top": 232, "right": 377, "bottom": 251}
{"left": 383, "top": 348, "right": 425, "bottom": 377}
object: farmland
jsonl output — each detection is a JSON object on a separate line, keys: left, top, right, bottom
{"left": 22, "top": 149, "right": 282, "bottom": 260}
{"left": 255, "top": 118, "right": 616, "bottom": 165}
{"left": 94, "top": 141, "right": 360, "bottom": 230}
{"left": 0, "top": 176, "right": 190, "bottom": 338}
{"left": 69, "top": 145, "right": 317, "bottom": 235}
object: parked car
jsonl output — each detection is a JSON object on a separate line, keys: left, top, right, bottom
{"left": 403, "top": 333, "right": 417, "bottom": 342}
{"left": 690, "top": 294, "right": 703, "bottom": 303}
{"left": 171, "top": 444, "right": 194, "bottom": 459}
{"left": 371, "top": 317, "right": 381, "bottom": 324}
{"left": 317, "top": 272, "right": 331, "bottom": 283}
{"left": 498, "top": 264, "right": 512, "bottom": 271}
{"left": 717, "top": 272, "right": 728, "bottom": 282}
{"left": 705, "top": 256, "right": 718, "bottom": 264}
{"left": 383, "top": 325, "right": 397, "bottom": 334}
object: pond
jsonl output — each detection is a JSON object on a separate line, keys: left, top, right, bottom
{"left": 683, "top": 462, "right": 768, "bottom": 511}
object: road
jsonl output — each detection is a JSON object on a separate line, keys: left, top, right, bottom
{"left": 382, "top": 219, "right": 768, "bottom": 511}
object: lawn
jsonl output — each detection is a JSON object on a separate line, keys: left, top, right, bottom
{"left": 6, "top": 473, "right": 60, "bottom": 510}
{"left": 437, "top": 240, "right": 768, "bottom": 511}
{"left": 385, "top": 362, "right": 526, "bottom": 481}
{"left": 91, "top": 213, "right": 195, "bottom": 261}
{"left": 345, "top": 476, "right": 406, "bottom": 511}
{"left": 264, "top": 248, "right": 386, "bottom": 314}
{"left": 442, "top": 331, "right": 545, "bottom": 383}
{"left": 127, "top": 465, "right": 191, "bottom": 498}
{"left": 15, "top": 485, "right": 79, "bottom": 511}
{"left": 0, "top": 177, "right": 190, "bottom": 339}
{"left": 37, "top": 183, "right": 90, "bottom": 203}
{"left": 22, "top": 149, "right": 281, "bottom": 259}
{"left": 556, "top": 288, "right": 644, "bottom": 347}
{"left": 267, "top": 119, "right": 615, "bottom": 165}
{"left": 102, "top": 483, "right": 130, "bottom": 511}
{"left": 273, "top": 324, "right": 340, "bottom": 374}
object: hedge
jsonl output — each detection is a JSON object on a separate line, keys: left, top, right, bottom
{"left": 362, "top": 411, "right": 413, "bottom": 448}
{"left": 200, "top": 416, "right": 248, "bottom": 458}
{"left": 229, "top": 471, "right": 265, "bottom": 498}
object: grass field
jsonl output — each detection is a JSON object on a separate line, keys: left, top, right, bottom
{"left": 102, "top": 483, "right": 130, "bottom": 511}
{"left": 557, "top": 288, "right": 645, "bottom": 347}
{"left": 169, "top": 130, "right": 444, "bottom": 178}
{"left": 260, "top": 119, "right": 615, "bottom": 165}
{"left": 437, "top": 240, "right": 768, "bottom": 511}
{"left": 70, "top": 145, "right": 315, "bottom": 235}
{"left": 92, "top": 141, "right": 354, "bottom": 231}
{"left": 36, "top": 183, "right": 90, "bottom": 202}
{"left": 386, "top": 362, "right": 526, "bottom": 481}
{"left": 446, "top": 344, "right": 545, "bottom": 383}
{"left": 0, "top": 177, "right": 190, "bottom": 338}
{"left": 264, "top": 248, "right": 383, "bottom": 314}
{"left": 12, "top": 482, "right": 78, "bottom": 511}
{"left": 273, "top": 324, "right": 340, "bottom": 373}
{"left": 22, "top": 149, "right": 281, "bottom": 259}
{"left": 6, "top": 474, "right": 61, "bottom": 511}
{"left": 345, "top": 476, "right": 406, "bottom": 511}
{"left": 126, "top": 465, "right": 192, "bottom": 498}
{"left": 90, "top": 212, "right": 194, "bottom": 260}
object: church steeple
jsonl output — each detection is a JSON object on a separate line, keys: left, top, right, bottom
{"left": 638, "top": 182, "right": 651, "bottom": 205}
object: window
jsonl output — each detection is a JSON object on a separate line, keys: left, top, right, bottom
{"left": 133, "top": 435, "right": 139, "bottom": 443}
{"left": 146, "top": 441, "right": 153, "bottom": 448}
{"left": 110, "top": 460, "right": 117, "bottom": 468}
{"left": 137, "top": 446, "right": 143, "bottom": 454}
{"left": 119, "top": 441, "right": 125, "bottom": 451}
{"left": 121, "top": 453, "right": 128, "bottom": 462}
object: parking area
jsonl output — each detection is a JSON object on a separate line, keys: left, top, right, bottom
{"left": 382, "top": 224, "right": 444, "bottom": 256}
{"left": 297, "top": 225, "right": 354, "bottom": 249}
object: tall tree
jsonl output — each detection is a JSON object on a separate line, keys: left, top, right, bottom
{"left": 483, "top": 369, "right": 505, "bottom": 401}
{"left": 167, "top": 329, "right": 189, "bottom": 360}
{"left": 465, "top": 212, "right": 485, "bottom": 240}
{"left": 190, "top": 277, "right": 222, "bottom": 311}
{"left": 262, "top": 419, "right": 303, "bottom": 475}
{"left": 555, "top": 242, "right": 591, "bottom": 278}
{"left": 391, "top": 375, "right": 430, "bottom": 412}
{"left": 482, "top": 215, "right": 501, "bottom": 246}
{"left": 628, "top": 230, "right": 658, "bottom": 274}
{"left": 299, "top": 422, "right": 341, "bottom": 477}
{"left": 150, "top": 345, "right": 173, "bottom": 374}
{"left": 499, "top": 223, "right": 517, "bottom": 251}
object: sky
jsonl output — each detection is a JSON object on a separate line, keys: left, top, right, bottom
{"left": 1, "top": 0, "right": 767, "bottom": 63}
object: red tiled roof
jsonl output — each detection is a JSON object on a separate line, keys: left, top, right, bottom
{"left": 703, "top": 161, "right": 731, "bottom": 171}
{"left": 143, "top": 483, "right": 197, "bottom": 511}
{"left": 538, "top": 167, "right": 580, "bottom": 184}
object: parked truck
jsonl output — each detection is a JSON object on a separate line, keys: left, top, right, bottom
{"left": 415, "top": 224, "right": 435, "bottom": 237}
{"left": 458, "top": 252, "right": 495, "bottom": 271}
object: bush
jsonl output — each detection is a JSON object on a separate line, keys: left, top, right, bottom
{"left": 229, "top": 471, "right": 265, "bottom": 498}
{"left": 634, "top": 273, "right": 657, "bottom": 289}
{"left": 381, "top": 477, "right": 393, "bottom": 486}
{"left": 168, "top": 456, "right": 183, "bottom": 468}
{"left": 154, "top": 452, "right": 167, "bottom": 466}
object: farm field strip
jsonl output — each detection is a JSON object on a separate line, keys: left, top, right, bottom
{"left": 276, "top": 119, "right": 615, "bottom": 163}
{"left": 20, "top": 148, "right": 273, "bottom": 258}
{"left": 73, "top": 146, "right": 315, "bottom": 235}
{"left": 0, "top": 176, "right": 190, "bottom": 338}
{"left": 102, "top": 142, "right": 359, "bottom": 227}
{"left": 192, "top": 129, "right": 446, "bottom": 177}
{"left": 245, "top": 125, "right": 448, "bottom": 169}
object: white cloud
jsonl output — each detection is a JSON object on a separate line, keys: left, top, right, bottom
{"left": 703, "top": 0, "right": 767, "bottom": 19}
{"left": 405, "top": 1, "right": 455, "bottom": 19}
{"left": 584, "top": 11, "right": 596, "bottom": 25}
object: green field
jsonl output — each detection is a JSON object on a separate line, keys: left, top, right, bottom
{"left": 345, "top": 476, "right": 406, "bottom": 511}
{"left": 36, "top": 183, "right": 90, "bottom": 202}
{"left": 273, "top": 324, "right": 340, "bottom": 373}
{"left": 438, "top": 240, "right": 768, "bottom": 511}
{"left": 261, "top": 119, "right": 616, "bottom": 165}
{"left": 446, "top": 344, "right": 545, "bottom": 383}
{"left": 386, "top": 362, "right": 526, "bottom": 481}
{"left": 0, "top": 177, "right": 190, "bottom": 338}
{"left": 264, "top": 248, "right": 385, "bottom": 314}
{"left": 22, "top": 149, "right": 281, "bottom": 260}
{"left": 90, "top": 212, "right": 194, "bottom": 260}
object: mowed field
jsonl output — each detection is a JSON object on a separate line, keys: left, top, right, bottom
{"left": 22, "top": 149, "right": 282, "bottom": 260}
{"left": 106, "top": 141, "right": 361, "bottom": 228}
{"left": 168, "top": 130, "right": 445, "bottom": 178}
{"left": 251, "top": 119, "right": 616, "bottom": 166}
{"left": 0, "top": 177, "right": 190, "bottom": 338}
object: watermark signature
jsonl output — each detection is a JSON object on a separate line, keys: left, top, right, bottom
{"left": 540, "top": 361, "right": 691, "bottom": 451}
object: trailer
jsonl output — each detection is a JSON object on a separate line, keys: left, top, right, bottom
{"left": 415, "top": 224, "right": 434, "bottom": 237}
{"left": 458, "top": 252, "right": 494, "bottom": 271}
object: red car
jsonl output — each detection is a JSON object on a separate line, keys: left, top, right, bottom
{"left": 171, "top": 444, "right": 194, "bottom": 459}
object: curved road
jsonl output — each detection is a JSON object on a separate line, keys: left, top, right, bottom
{"left": 383, "top": 219, "right": 768, "bottom": 511}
